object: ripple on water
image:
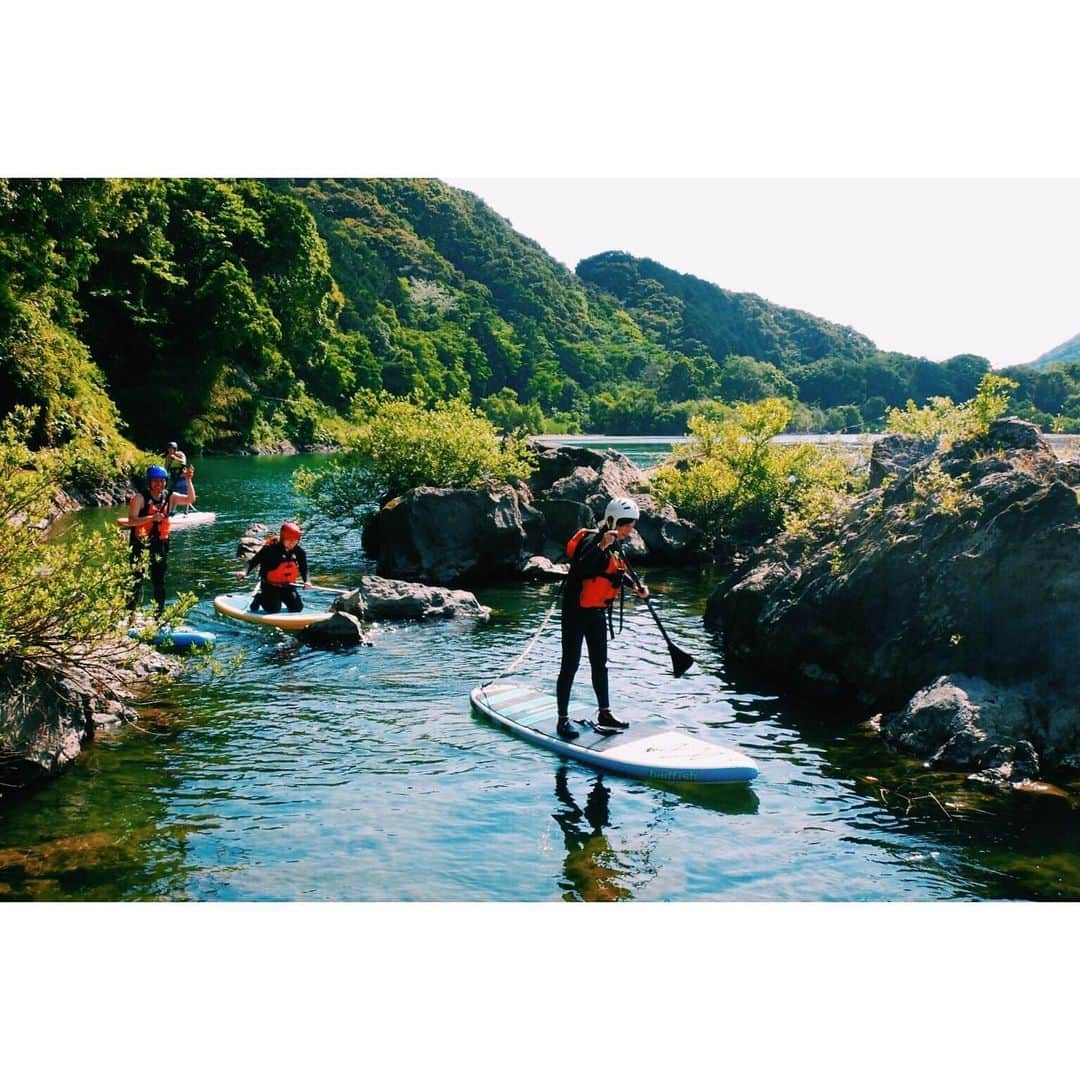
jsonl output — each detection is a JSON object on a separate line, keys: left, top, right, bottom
{"left": 2, "top": 457, "right": 1076, "bottom": 900}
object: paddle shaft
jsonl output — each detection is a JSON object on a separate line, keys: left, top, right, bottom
{"left": 614, "top": 543, "right": 694, "bottom": 676}
{"left": 238, "top": 578, "right": 348, "bottom": 595}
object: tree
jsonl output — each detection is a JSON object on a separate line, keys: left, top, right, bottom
{"left": 716, "top": 354, "right": 797, "bottom": 403}
{"left": 0, "top": 408, "right": 139, "bottom": 683}
{"left": 652, "top": 398, "right": 860, "bottom": 548}
{"left": 293, "top": 393, "right": 537, "bottom": 522}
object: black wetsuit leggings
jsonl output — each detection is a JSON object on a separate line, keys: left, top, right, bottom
{"left": 556, "top": 606, "right": 609, "bottom": 718}
{"left": 255, "top": 583, "right": 303, "bottom": 614}
{"left": 129, "top": 537, "right": 169, "bottom": 615}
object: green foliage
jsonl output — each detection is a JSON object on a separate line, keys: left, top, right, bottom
{"left": 478, "top": 387, "right": 544, "bottom": 434}
{"left": 885, "top": 395, "right": 964, "bottom": 441}
{"left": 0, "top": 408, "right": 134, "bottom": 677}
{"left": 886, "top": 372, "right": 1018, "bottom": 445}
{"left": 967, "top": 373, "right": 1018, "bottom": 433}
{"left": 293, "top": 392, "right": 538, "bottom": 521}
{"left": 652, "top": 398, "right": 862, "bottom": 547}
{"left": 907, "top": 460, "right": 981, "bottom": 519}
{"left": 715, "top": 354, "right": 797, "bottom": 403}
{"left": 6, "top": 174, "right": 1071, "bottom": 466}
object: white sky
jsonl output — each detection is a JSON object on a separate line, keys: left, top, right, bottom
{"left": 9, "top": 6, "right": 1079, "bottom": 370}
{"left": 450, "top": 178, "right": 1080, "bottom": 368}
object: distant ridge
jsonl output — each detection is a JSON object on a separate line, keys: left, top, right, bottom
{"left": 1028, "top": 332, "right": 1080, "bottom": 369}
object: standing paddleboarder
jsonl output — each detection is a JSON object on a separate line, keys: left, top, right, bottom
{"left": 127, "top": 464, "right": 197, "bottom": 616}
{"left": 555, "top": 496, "right": 649, "bottom": 741}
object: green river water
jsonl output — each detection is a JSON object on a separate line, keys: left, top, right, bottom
{"left": 1, "top": 444, "right": 1079, "bottom": 901}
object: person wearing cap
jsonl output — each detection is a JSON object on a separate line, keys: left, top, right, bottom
{"left": 127, "top": 463, "right": 197, "bottom": 616}
{"left": 235, "top": 521, "right": 311, "bottom": 614}
{"left": 164, "top": 441, "right": 194, "bottom": 508}
{"left": 555, "top": 496, "right": 649, "bottom": 740}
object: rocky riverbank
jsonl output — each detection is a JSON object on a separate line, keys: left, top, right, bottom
{"left": 0, "top": 641, "right": 179, "bottom": 802}
{"left": 707, "top": 419, "right": 1080, "bottom": 794}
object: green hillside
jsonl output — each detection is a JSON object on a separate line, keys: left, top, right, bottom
{"left": 1028, "top": 332, "right": 1080, "bottom": 370}
{"left": 7, "top": 176, "right": 1079, "bottom": 469}
{"left": 575, "top": 251, "right": 994, "bottom": 428}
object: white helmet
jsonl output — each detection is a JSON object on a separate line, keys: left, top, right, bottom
{"left": 604, "top": 496, "right": 640, "bottom": 525}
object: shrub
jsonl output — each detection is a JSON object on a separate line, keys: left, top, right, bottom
{"left": 886, "top": 373, "right": 1018, "bottom": 445}
{"left": 652, "top": 398, "right": 862, "bottom": 549}
{"left": 294, "top": 392, "right": 537, "bottom": 522}
{"left": 0, "top": 408, "right": 135, "bottom": 680}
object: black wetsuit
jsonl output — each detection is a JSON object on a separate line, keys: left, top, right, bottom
{"left": 556, "top": 529, "right": 620, "bottom": 719}
{"left": 128, "top": 492, "right": 171, "bottom": 615}
{"left": 246, "top": 540, "right": 308, "bottom": 614}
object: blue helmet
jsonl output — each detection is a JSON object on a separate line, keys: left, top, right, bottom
{"left": 146, "top": 465, "right": 169, "bottom": 480}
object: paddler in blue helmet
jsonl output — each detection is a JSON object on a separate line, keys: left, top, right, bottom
{"left": 127, "top": 463, "right": 197, "bottom": 616}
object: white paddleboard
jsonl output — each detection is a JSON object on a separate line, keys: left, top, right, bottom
{"left": 167, "top": 510, "right": 217, "bottom": 530}
{"left": 470, "top": 682, "right": 758, "bottom": 784}
{"left": 213, "top": 591, "right": 335, "bottom": 631}
{"left": 116, "top": 510, "right": 216, "bottom": 531}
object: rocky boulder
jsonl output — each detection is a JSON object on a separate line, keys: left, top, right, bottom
{"left": 299, "top": 611, "right": 369, "bottom": 647}
{"left": 237, "top": 523, "right": 272, "bottom": 560}
{"left": 334, "top": 576, "right": 491, "bottom": 621}
{"left": 875, "top": 675, "right": 1047, "bottom": 781}
{"left": 868, "top": 433, "right": 938, "bottom": 488}
{"left": 707, "top": 419, "right": 1080, "bottom": 781}
{"left": 0, "top": 642, "right": 179, "bottom": 799}
{"left": 361, "top": 483, "right": 542, "bottom": 585}
{"left": 361, "top": 444, "right": 702, "bottom": 583}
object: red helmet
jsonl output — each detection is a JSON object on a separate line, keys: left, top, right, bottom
{"left": 280, "top": 521, "right": 302, "bottom": 542}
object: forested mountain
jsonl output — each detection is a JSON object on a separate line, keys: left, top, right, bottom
{"left": 575, "top": 252, "right": 995, "bottom": 429}
{"left": 1028, "top": 332, "right": 1080, "bottom": 370}
{"left": 5, "top": 176, "right": 1080, "bottom": 474}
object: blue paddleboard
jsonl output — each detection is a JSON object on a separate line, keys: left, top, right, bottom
{"left": 128, "top": 625, "right": 216, "bottom": 652}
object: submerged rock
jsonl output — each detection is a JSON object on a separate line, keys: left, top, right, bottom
{"left": 0, "top": 641, "right": 179, "bottom": 799}
{"left": 299, "top": 611, "right": 369, "bottom": 647}
{"left": 237, "top": 523, "right": 272, "bottom": 560}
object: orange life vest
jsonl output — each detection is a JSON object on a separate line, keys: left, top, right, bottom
{"left": 566, "top": 527, "right": 626, "bottom": 608}
{"left": 265, "top": 550, "right": 301, "bottom": 586}
{"left": 133, "top": 494, "right": 171, "bottom": 541}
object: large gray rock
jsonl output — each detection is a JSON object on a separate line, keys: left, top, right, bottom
{"left": 362, "top": 483, "right": 542, "bottom": 585}
{"left": 708, "top": 418, "right": 1080, "bottom": 779}
{"left": 868, "top": 433, "right": 938, "bottom": 488}
{"left": 530, "top": 444, "right": 701, "bottom": 564}
{"left": 878, "top": 676, "right": 1043, "bottom": 772}
{"left": 361, "top": 444, "right": 703, "bottom": 582}
{"left": 335, "top": 576, "right": 491, "bottom": 620}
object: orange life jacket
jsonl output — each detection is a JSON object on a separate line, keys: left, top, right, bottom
{"left": 566, "top": 527, "right": 626, "bottom": 608}
{"left": 133, "top": 493, "right": 170, "bottom": 541}
{"left": 265, "top": 548, "right": 301, "bottom": 586}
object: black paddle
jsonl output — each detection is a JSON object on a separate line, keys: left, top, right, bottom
{"left": 616, "top": 546, "right": 694, "bottom": 677}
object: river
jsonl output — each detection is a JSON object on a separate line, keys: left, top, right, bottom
{"left": 1, "top": 445, "right": 1078, "bottom": 901}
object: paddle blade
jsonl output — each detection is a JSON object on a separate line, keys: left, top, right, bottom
{"left": 671, "top": 646, "right": 694, "bottom": 678}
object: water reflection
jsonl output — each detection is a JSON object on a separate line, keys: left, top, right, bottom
{"left": 552, "top": 766, "right": 631, "bottom": 901}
